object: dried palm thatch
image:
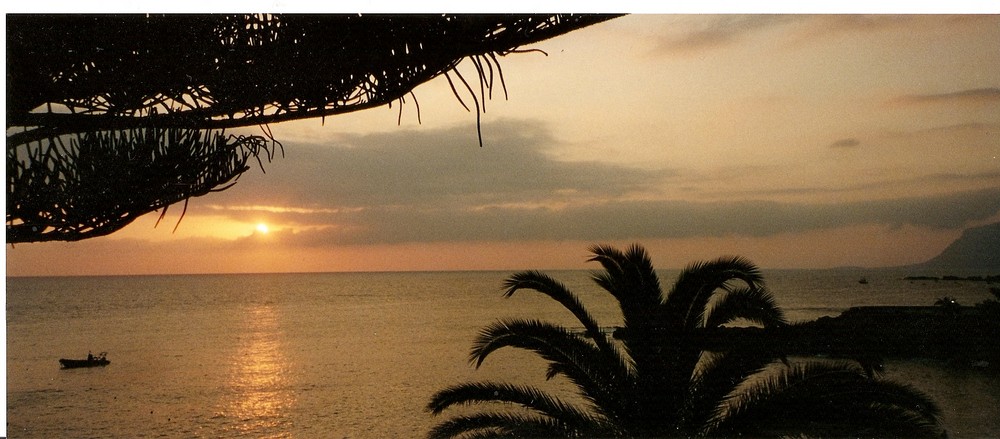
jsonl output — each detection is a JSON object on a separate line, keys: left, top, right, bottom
{"left": 7, "top": 128, "right": 277, "bottom": 242}
{"left": 6, "top": 14, "right": 619, "bottom": 243}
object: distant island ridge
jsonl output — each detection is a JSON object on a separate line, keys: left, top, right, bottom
{"left": 906, "top": 221, "right": 1000, "bottom": 275}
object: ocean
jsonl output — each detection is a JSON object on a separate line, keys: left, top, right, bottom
{"left": 6, "top": 270, "right": 1000, "bottom": 438}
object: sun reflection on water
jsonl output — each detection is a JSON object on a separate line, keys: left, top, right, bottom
{"left": 219, "top": 303, "right": 296, "bottom": 436}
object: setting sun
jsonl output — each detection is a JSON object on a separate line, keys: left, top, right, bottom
{"left": 255, "top": 223, "right": 270, "bottom": 234}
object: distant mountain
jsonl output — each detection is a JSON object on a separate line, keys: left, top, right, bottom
{"left": 913, "top": 222, "right": 1000, "bottom": 273}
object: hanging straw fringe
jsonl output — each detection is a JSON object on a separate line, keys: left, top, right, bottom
{"left": 6, "top": 127, "right": 276, "bottom": 242}
{"left": 6, "top": 14, "right": 620, "bottom": 242}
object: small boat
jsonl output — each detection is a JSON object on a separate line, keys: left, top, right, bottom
{"left": 59, "top": 352, "right": 110, "bottom": 369}
{"left": 858, "top": 277, "right": 869, "bottom": 285}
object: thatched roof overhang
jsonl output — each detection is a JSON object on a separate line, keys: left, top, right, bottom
{"left": 6, "top": 14, "right": 620, "bottom": 243}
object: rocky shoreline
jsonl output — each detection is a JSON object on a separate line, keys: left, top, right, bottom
{"left": 600, "top": 302, "right": 1000, "bottom": 371}
{"left": 679, "top": 305, "right": 1000, "bottom": 371}
{"left": 792, "top": 305, "right": 1000, "bottom": 368}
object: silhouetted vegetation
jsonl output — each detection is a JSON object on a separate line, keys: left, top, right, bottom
{"left": 935, "top": 296, "right": 960, "bottom": 307}
{"left": 981, "top": 287, "right": 1000, "bottom": 309}
{"left": 768, "top": 285, "right": 1000, "bottom": 374}
{"left": 935, "top": 296, "right": 962, "bottom": 313}
{"left": 977, "top": 289, "right": 1000, "bottom": 319}
{"left": 428, "top": 244, "right": 944, "bottom": 438}
{"left": 6, "top": 14, "right": 617, "bottom": 243}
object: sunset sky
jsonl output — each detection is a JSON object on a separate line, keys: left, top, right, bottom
{"left": 6, "top": 13, "right": 1000, "bottom": 276}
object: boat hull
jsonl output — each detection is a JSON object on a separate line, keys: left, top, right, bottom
{"left": 59, "top": 358, "right": 110, "bottom": 368}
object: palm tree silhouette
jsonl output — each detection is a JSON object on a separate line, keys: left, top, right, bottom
{"left": 428, "top": 244, "right": 944, "bottom": 438}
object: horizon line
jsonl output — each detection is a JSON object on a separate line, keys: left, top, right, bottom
{"left": 8, "top": 264, "right": 978, "bottom": 279}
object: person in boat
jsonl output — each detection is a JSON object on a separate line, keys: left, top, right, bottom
{"left": 88, "top": 351, "right": 93, "bottom": 361}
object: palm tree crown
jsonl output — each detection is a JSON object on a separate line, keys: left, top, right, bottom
{"left": 428, "top": 244, "right": 944, "bottom": 438}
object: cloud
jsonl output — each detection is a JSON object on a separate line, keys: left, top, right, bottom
{"left": 181, "top": 118, "right": 1000, "bottom": 248}
{"left": 889, "top": 88, "right": 1000, "bottom": 106}
{"left": 256, "top": 186, "right": 1000, "bottom": 247}
{"left": 216, "top": 119, "right": 669, "bottom": 212}
{"left": 12, "top": 116, "right": 999, "bottom": 275}
{"left": 828, "top": 138, "right": 861, "bottom": 148}
{"left": 646, "top": 15, "right": 1000, "bottom": 57}
{"left": 785, "top": 15, "right": 998, "bottom": 49}
{"left": 649, "top": 15, "right": 802, "bottom": 55}
{"left": 203, "top": 204, "right": 347, "bottom": 214}
{"left": 14, "top": 185, "right": 999, "bottom": 275}
{"left": 682, "top": 169, "right": 1000, "bottom": 201}
{"left": 797, "top": 15, "right": 930, "bottom": 39}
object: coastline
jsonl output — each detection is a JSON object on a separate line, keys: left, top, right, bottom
{"left": 679, "top": 304, "right": 1000, "bottom": 371}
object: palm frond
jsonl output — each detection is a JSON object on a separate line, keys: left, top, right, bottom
{"left": 469, "top": 319, "right": 594, "bottom": 369}
{"left": 666, "top": 256, "right": 763, "bottom": 330}
{"left": 588, "top": 245, "right": 677, "bottom": 418}
{"left": 502, "top": 270, "right": 613, "bottom": 353}
{"left": 427, "top": 381, "right": 602, "bottom": 431}
{"left": 8, "top": 14, "right": 622, "bottom": 243}
{"left": 687, "top": 351, "right": 779, "bottom": 428}
{"left": 622, "top": 243, "right": 662, "bottom": 296}
{"left": 6, "top": 127, "right": 273, "bottom": 242}
{"left": 430, "top": 246, "right": 945, "bottom": 438}
{"left": 587, "top": 244, "right": 662, "bottom": 305}
{"left": 588, "top": 244, "right": 664, "bottom": 346}
{"left": 590, "top": 244, "right": 733, "bottom": 431}
{"left": 702, "top": 285, "right": 787, "bottom": 329}
{"left": 705, "top": 360, "right": 944, "bottom": 438}
{"left": 469, "top": 318, "right": 633, "bottom": 418}
{"left": 587, "top": 244, "right": 628, "bottom": 279}
{"left": 841, "top": 403, "right": 948, "bottom": 438}
{"left": 437, "top": 430, "right": 507, "bottom": 439}
{"left": 427, "top": 411, "right": 569, "bottom": 439}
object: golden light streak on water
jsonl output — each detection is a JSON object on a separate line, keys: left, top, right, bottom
{"left": 219, "top": 303, "right": 296, "bottom": 437}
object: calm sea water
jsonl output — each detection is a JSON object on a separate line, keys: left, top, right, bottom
{"left": 6, "top": 270, "right": 1000, "bottom": 438}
